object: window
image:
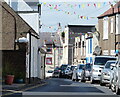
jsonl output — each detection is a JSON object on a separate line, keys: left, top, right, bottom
{"left": 79, "top": 42, "right": 81, "bottom": 48}
{"left": 116, "top": 14, "right": 120, "bottom": 34}
{"left": 103, "top": 17, "right": 108, "bottom": 39}
{"left": 46, "top": 57, "right": 52, "bottom": 65}
{"left": 47, "top": 48, "right": 52, "bottom": 53}
{"left": 110, "top": 18, "right": 113, "bottom": 33}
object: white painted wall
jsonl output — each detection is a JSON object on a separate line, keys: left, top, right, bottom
{"left": 5, "top": 0, "right": 42, "bottom": 80}
{"left": 19, "top": 13, "right": 39, "bottom": 34}
{"left": 62, "top": 27, "right": 69, "bottom": 64}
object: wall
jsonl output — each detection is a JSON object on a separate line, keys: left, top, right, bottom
{"left": 2, "top": 50, "right": 26, "bottom": 82}
{"left": 98, "top": 15, "right": 118, "bottom": 56}
{"left": 19, "top": 13, "right": 39, "bottom": 34}
{"left": 1, "top": 2, "right": 34, "bottom": 50}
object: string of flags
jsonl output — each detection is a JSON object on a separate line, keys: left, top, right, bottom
{"left": 39, "top": 2, "right": 113, "bottom": 19}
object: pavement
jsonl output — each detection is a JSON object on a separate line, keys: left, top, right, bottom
{"left": 1, "top": 79, "right": 47, "bottom": 96}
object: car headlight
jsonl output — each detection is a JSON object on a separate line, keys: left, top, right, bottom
{"left": 92, "top": 69, "right": 98, "bottom": 72}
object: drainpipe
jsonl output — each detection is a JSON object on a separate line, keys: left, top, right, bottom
{"left": 29, "top": 32, "right": 31, "bottom": 84}
{"left": 1, "top": 4, "right": 17, "bottom": 50}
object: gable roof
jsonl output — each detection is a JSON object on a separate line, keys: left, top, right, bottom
{"left": 40, "top": 32, "right": 62, "bottom": 47}
{"left": 98, "top": 1, "right": 120, "bottom": 18}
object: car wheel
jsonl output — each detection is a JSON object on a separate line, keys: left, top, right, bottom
{"left": 100, "top": 82, "right": 105, "bottom": 86}
{"left": 109, "top": 84, "right": 111, "bottom": 89}
{"left": 90, "top": 77, "right": 94, "bottom": 84}
{"left": 115, "top": 81, "right": 120, "bottom": 95}
{"left": 72, "top": 75, "right": 75, "bottom": 81}
{"left": 111, "top": 79, "right": 115, "bottom": 92}
{"left": 81, "top": 76, "right": 86, "bottom": 82}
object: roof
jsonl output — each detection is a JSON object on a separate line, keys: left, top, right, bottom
{"left": 68, "top": 24, "right": 95, "bottom": 27}
{"left": 40, "top": 32, "right": 62, "bottom": 47}
{"left": 98, "top": 1, "right": 120, "bottom": 18}
{"left": 24, "top": 0, "right": 39, "bottom": 6}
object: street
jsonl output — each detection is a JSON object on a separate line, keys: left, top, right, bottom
{"left": 22, "top": 78, "right": 119, "bottom": 97}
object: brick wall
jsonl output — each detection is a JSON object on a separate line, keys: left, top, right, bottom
{"left": 1, "top": 2, "right": 36, "bottom": 50}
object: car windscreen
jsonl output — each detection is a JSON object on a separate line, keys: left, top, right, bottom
{"left": 94, "top": 57, "right": 116, "bottom": 65}
{"left": 79, "top": 65, "right": 84, "bottom": 69}
{"left": 105, "top": 62, "right": 116, "bottom": 68}
{"left": 48, "top": 70, "right": 53, "bottom": 73}
{"left": 86, "top": 64, "right": 91, "bottom": 69}
{"left": 71, "top": 66, "right": 76, "bottom": 71}
{"left": 60, "top": 65, "right": 68, "bottom": 70}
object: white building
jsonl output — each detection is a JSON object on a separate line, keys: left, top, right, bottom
{"left": 4, "top": 0, "right": 43, "bottom": 83}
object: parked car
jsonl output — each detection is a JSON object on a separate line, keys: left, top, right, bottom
{"left": 81, "top": 63, "right": 92, "bottom": 82}
{"left": 52, "top": 67, "right": 61, "bottom": 78}
{"left": 72, "top": 64, "right": 85, "bottom": 81}
{"left": 100, "top": 60, "right": 116, "bottom": 86}
{"left": 59, "top": 64, "right": 68, "bottom": 78}
{"left": 110, "top": 56, "right": 120, "bottom": 95}
{"left": 65, "top": 65, "right": 71, "bottom": 78}
{"left": 46, "top": 70, "right": 54, "bottom": 78}
{"left": 90, "top": 56, "right": 117, "bottom": 84}
{"left": 65, "top": 65, "right": 77, "bottom": 79}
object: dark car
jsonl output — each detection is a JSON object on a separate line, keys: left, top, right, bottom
{"left": 65, "top": 65, "right": 77, "bottom": 79}
{"left": 52, "top": 67, "right": 61, "bottom": 78}
{"left": 59, "top": 64, "right": 68, "bottom": 78}
{"left": 81, "top": 63, "right": 92, "bottom": 82}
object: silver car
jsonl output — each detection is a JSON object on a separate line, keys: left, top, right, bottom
{"left": 111, "top": 56, "right": 120, "bottom": 95}
{"left": 100, "top": 60, "right": 116, "bottom": 86}
{"left": 90, "top": 56, "right": 117, "bottom": 84}
{"left": 72, "top": 64, "right": 85, "bottom": 81}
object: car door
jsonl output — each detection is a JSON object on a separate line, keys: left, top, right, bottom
{"left": 118, "top": 60, "right": 120, "bottom": 88}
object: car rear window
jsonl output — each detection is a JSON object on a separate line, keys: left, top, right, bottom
{"left": 79, "top": 65, "right": 84, "bottom": 69}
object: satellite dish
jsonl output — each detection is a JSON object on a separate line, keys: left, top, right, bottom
{"left": 91, "top": 27, "right": 96, "bottom": 32}
{"left": 94, "top": 46, "right": 101, "bottom": 55}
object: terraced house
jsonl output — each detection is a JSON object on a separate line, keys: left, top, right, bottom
{"left": 98, "top": 1, "right": 120, "bottom": 56}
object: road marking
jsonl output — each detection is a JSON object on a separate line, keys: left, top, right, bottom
{"left": 23, "top": 92, "right": 115, "bottom": 95}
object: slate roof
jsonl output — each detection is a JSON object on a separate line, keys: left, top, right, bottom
{"left": 98, "top": 1, "right": 120, "bottom": 18}
{"left": 40, "top": 32, "right": 62, "bottom": 47}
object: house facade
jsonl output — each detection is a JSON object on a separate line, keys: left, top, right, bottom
{"left": 63, "top": 25, "right": 95, "bottom": 65}
{"left": 98, "top": 1, "right": 120, "bottom": 56}
{"left": 0, "top": 2, "right": 40, "bottom": 83}
{"left": 40, "top": 32, "right": 63, "bottom": 77}
{"left": 2, "top": 0, "right": 43, "bottom": 83}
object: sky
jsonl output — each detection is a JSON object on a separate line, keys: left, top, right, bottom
{"left": 40, "top": 0, "right": 117, "bottom": 32}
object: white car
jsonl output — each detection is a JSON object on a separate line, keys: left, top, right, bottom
{"left": 90, "top": 56, "right": 117, "bottom": 84}
{"left": 100, "top": 60, "right": 116, "bottom": 86}
{"left": 111, "top": 56, "right": 120, "bottom": 95}
{"left": 72, "top": 64, "right": 85, "bottom": 81}
{"left": 46, "top": 70, "right": 53, "bottom": 78}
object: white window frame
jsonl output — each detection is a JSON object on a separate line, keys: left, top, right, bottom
{"left": 110, "top": 18, "right": 114, "bottom": 34}
{"left": 116, "top": 14, "right": 120, "bottom": 35}
{"left": 103, "top": 17, "right": 108, "bottom": 40}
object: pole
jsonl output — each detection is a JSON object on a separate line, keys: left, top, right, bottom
{"left": 29, "top": 32, "right": 31, "bottom": 84}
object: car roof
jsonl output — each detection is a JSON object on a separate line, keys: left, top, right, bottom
{"left": 106, "top": 60, "right": 117, "bottom": 62}
{"left": 95, "top": 56, "right": 116, "bottom": 58}
{"left": 78, "top": 64, "right": 85, "bottom": 65}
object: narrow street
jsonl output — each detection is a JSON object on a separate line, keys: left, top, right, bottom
{"left": 22, "top": 78, "right": 118, "bottom": 96}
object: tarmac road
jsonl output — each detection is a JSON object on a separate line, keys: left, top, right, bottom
{"left": 22, "top": 78, "right": 119, "bottom": 97}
